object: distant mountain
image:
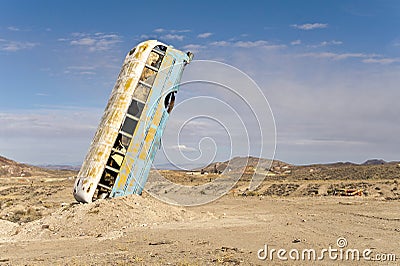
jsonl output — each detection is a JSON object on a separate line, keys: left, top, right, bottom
{"left": 0, "top": 155, "right": 78, "bottom": 178}
{"left": 0, "top": 155, "right": 39, "bottom": 177}
{"left": 362, "top": 159, "right": 387, "bottom": 165}
{"left": 315, "top": 161, "right": 358, "bottom": 167}
{"left": 37, "top": 164, "right": 81, "bottom": 171}
{"left": 196, "top": 156, "right": 290, "bottom": 173}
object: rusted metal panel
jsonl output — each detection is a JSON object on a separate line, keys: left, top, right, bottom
{"left": 73, "top": 40, "right": 192, "bottom": 203}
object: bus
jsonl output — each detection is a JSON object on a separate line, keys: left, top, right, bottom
{"left": 73, "top": 40, "right": 193, "bottom": 203}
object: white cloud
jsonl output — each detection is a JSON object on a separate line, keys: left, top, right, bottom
{"left": 64, "top": 66, "right": 97, "bottom": 76}
{"left": 139, "top": 34, "right": 154, "bottom": 40}
{"left": 161, "top": 34, "right": 185, "bottom": 41}
{"left": 291, "top": 39, "right": 301, "bottom": 45}
{"left": 362, "top": 57, "right": 400, "bottom": 64}
{"left": 309, "top": 40, "right": 343, "bottom": 48}
{"left": 0, "top": 107, "right": 102, "bottom": 164}
{"left": 182, "top": 44, "right": 205, "bottom": 53}
{"left": 70, "top": 37, "right": 96, "bottom": 46}
{"left": 79, "top": 71, "right": 96, "bottom": 75}
{"left": 66, "top": 32, "right": 122, "bottom": 52}
{"left": 0, "top": 39, "right": 37, "bottom": 52}
{"left": 170, "top": 29, "right": 191, "bottom": 33}
{"left": 291, "top": 23, "right": 328, "bottom": 30}
{"left": 197, "top": 32, "right": 213, "bottom": 38}
{"left": 155, "top": 28, "right": 190, "bottom": 34}
{"left": 234, "top": 40, "right": 269, "bottom": 47}
{"left": 7, "top": 26, "right": 20, "bottom": 31}
{"left": 210, "top": 41, "right": 230, "bottom": 47}
{"left": 299, "top": 52, "right": 369, "bottom": 60}
{"left": 171, "top": 144, "right": 197, "bottom": 152}
{"left": 35, "top": 93, "right": 49, "bottom": 97}
{"left": 299, "top": 52, "right": 400, "bottom": 65}
{"left": 67, "top": 66, "right": 96, "bottom": 70}
{"left": 144, "top": 29, "right": 191, "bottom": 42}
{"left": 210, "top": 40, "right": 285, "bottom": 49}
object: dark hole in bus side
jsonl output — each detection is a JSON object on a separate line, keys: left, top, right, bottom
{"left": 121, "top": 117, "right": 138, "bottom": 135}
{"left": 115, "top": 133, "right": 131, "bottom": 150}
{"left": 127, "top": 99, "right": 145, "bottom": 118}
{"left": 164, "top": 92, "right": 175, "bottom": 114}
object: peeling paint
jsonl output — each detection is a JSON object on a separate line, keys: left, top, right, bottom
{"left": 73, "top": 40, "right": 192, "bottom": 203}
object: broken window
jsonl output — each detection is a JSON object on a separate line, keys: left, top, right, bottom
{"left": 128, "top": 99, "right": 145, "bottom": 118}
{"left": 114, "top": 133, "right": 131, "bottom": 151}
{"left": 95, "top": 168, "right": 117, "bottom": 200}
{"left": 133, "top": 83, "right": 151, "bottom": 103}
{"left": 140, "top": 67, "right": 157, "bottom": 86}
{"left": 146, "top": 51, "right": 164, "bottom": 70}
{"left": 153, "top": 45, "right": 167, "bottom": 55}
{"left": 121, "top": 116, "right": 138, "bottom": 135}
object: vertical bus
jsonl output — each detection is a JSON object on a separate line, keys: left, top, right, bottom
{"left": 73, "top": 40, "right": 193, "bottom": 203}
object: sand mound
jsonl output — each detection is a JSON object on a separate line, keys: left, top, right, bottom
{"left": 12, "top": 195, "right": 202, "bottom": 241}
{"left": 0, "top": 219, "right": 18, "bottom": 238}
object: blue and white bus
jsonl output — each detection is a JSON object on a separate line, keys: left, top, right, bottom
{"left": 74, "top": 40, "right": 193, "bottom": 203}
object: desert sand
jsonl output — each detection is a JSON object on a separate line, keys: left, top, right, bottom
{"left": 0, "top": 156, "right": 399, "bottom": 265}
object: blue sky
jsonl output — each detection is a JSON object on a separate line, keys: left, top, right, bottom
{"left": 0, "top": 0, "right": 399, "bottom": 166}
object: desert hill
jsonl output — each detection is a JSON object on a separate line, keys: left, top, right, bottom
{"left": 0, "top": 155, "right": 77, "bottom": 224}
{"left": 198, "top": 156, "right": 290, "bottom": 174}
{"left": 362, "top": 159, "right": 387, "bottom": 165}
{"left": 0, "top": 155, "right": 74, "bottom": 178}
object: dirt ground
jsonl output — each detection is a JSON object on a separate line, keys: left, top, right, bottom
{"left": 0, "top": 162, "right": 399, "bottom": 265}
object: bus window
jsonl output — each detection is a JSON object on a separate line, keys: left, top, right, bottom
{"left": 153, "top": 45, "right": 167, "bottom": 55}
{"left": 146, "top": 51, "right": 163, "bottom": 69}
{"left": 96, "top": 169, "right": 117, "bottom": 199}
{"left": 133, "top": 83, "right": 151, "bottom": 103}
{"left": 140, "top": 67, "right": 157, "bottom": 86}
{"left": 106, "top": 152, "right": 123, "bottom": 169}
{"left": 128, "top": 99, "right": 145, "bottom": 118}
{"left": 121, "top": 117, "right": 138, "bottom": 135}
{"left": 114, "top": 133, "right": 131, "bottom": 151}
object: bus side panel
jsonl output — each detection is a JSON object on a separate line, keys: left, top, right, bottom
{"left": 125, "top": 87, "right": 165, "bottom": 195}
{"left": 73, "top": 41, "right": 155, "bottom": 203}
{"left": 133, "top": 110, "right": 168, "bottom": 195}
{"left": 128, "top": 55, "right": 187, "bottom": 195}
{"left": 127, "top": 52, "right": 185, "bottom": 195}
{"left": 110, "top": 49, "right": 189, "bottom": 198}
{"left": 110, "top": 65, "right": 164, "bottom": 196}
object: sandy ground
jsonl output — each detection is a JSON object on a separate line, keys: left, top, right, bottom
{"left": 0, "top": 163, "right": 399, "bottom": 265}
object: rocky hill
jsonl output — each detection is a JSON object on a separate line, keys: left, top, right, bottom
{"left": 0, "top": 156, "right": 37, "bottom": 177}
{"left": 362, "top": 159, "right": 387, "bottom": 165}
{"left": 198, "top": 156, "right": 290, "bottom": 174}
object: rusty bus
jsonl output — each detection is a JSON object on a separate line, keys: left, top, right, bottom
{"left": 73, "top": 40, "right": 193, "bottom": 203}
